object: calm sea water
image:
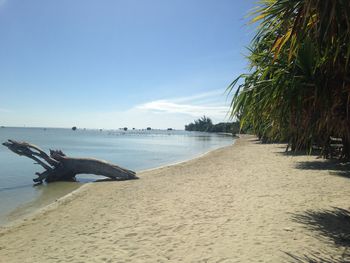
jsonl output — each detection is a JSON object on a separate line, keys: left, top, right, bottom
{"left": 0, "top": 127, "right": 234, "bottom": 225}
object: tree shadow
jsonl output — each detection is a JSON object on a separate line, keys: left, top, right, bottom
{"left": 285, "top": 251, "right": 349, "bottom": 263}
{"left": 247, "top": 138, "right": 261, "bottom": 143}
{"left": 248, "top": 138, "right": 287, "bottom": 148}
{"left": 286, "top": 208, "right": 350, "bottom": 262}
{"left": 293, "top": 208, "right": 350, "bottom": 246}
{"left": 279, "top": 151, "right": 316, "bottom": 156}
{"left": 295, "top": 160, "right": 350, "bottom": 179}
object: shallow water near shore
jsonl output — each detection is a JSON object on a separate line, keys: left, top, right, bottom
{"left": 0, "top": 127, "right": 234, "bottom": 225}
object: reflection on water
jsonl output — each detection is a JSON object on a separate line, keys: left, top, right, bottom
{"left": 0, "top": 128, "right": 234, "bottom": 225}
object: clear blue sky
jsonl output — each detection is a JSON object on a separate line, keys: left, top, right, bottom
{"left": 0, "top": 0, "right": 255, "bottom": 129}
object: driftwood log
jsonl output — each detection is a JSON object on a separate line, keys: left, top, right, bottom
{"left": 3, "top": 140, "right": 138, "bottom": 184}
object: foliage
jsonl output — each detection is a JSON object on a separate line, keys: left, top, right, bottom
{"left": 185, "top": 116, "right": 240, "bottom": 134}
{"left": 185, "top": 116, "right": 213, "bottom": 132}
{"left": 229, "top": 0, "right": 350, "bottom": 158}
{"left": 210, "top": 122, "right": 240, "bottom": 134}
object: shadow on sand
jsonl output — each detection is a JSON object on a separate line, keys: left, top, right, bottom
{"left": 287, "top": 207, "right": 350, "bottom": 262}
{"left": 273, "top": 144, "right": 350, "bottom": 179}
{"left": 295, "top": 160, "right": 350, "bottom": 179}
{"left": 246, "top": 138, "right": 262, "bottom": 145}
{"left": 275, "top": 147, "right": 321, "bottom": 157}
{"left": 249, "top": 138, "right": 350, "bottom": 261}
{"left": 286, "top": 251, "right": 349, "bottom": 263}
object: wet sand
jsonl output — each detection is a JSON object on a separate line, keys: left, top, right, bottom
{"left": 2, "top": 182, "right": 82, "bottom": 225}
{"left": 0, "top": 135, "right": 350, "bottom": 262}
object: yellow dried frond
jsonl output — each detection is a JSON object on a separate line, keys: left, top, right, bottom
{"left": 251, "top": 13, "right": 267, "bottom": 23}
{"left": 280, "top": 29, "right": 292, "bottom": 48}
{"left": 288, "top": 34, "right": 297, "bottom": 62}
{"left": 307, "top": 13, "right": 318, "bottom": 28}
{"left": 272, "top": 36, "right": 283, "bottom": 52}
{"left": 272, "top": 29, "right": 292, "bottom": 61}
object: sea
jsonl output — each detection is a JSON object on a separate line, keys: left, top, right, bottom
{"left": 0, "top": 127, "right": 234, "bottom": 225}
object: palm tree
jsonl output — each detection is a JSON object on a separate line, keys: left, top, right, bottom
{"left": 229, "top": 0, "right": 350, "bottom": 158}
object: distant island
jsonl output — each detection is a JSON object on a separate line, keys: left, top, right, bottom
{"left": 185, "top": 116, "right": 240, "bottom": 134}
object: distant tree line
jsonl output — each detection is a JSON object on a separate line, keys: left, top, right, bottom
{"left": 185, "top": 116, "right": 240, "bottom": 134}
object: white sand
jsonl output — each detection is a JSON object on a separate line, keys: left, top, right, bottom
{"left": 1, "top": 135, "right": 350, "bottom": 262}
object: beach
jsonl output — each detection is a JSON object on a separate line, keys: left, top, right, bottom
{"left": 0, "top": 128, "right": 233, "bottom": 225}
{"left": 0, "top": 135, "right": 350, "bottom": 262}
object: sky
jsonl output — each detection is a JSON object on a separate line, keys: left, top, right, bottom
{"left": 0, "top": 0, "right": 255, "bottom": 129}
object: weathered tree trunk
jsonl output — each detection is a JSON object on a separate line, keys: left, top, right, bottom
{"left": 3, "top": 140, "right": 138, "bottom": 184}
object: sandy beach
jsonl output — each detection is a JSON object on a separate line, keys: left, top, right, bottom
{"left": 1, "top": 135, "right": 350, "bottom": 262}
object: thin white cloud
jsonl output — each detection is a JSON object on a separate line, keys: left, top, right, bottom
{"left": 135, "top": 90, "right": 230, "bottom": 120}
{"left": 171, "top": 89, "right": 223, "bottom": 103}
{"left": 137, "top": 100, "right": 227, "bottom": 117}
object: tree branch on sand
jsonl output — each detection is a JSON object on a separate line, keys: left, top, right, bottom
{"left": 2, "top": 140, "right": 138, "bottom": 184}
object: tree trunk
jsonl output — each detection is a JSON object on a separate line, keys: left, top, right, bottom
{"left": 3, "top": 140, "right": 138, "bottom": 184}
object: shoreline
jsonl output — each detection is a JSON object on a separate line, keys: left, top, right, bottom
{"left": 0, "top": 140, "right": 236, "bottom": 229}
{"left": 1, "top": 135, "right": 350, "bottom": 262}
{"left": 138, "top": 140, "right": 236, "bottom": 175}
